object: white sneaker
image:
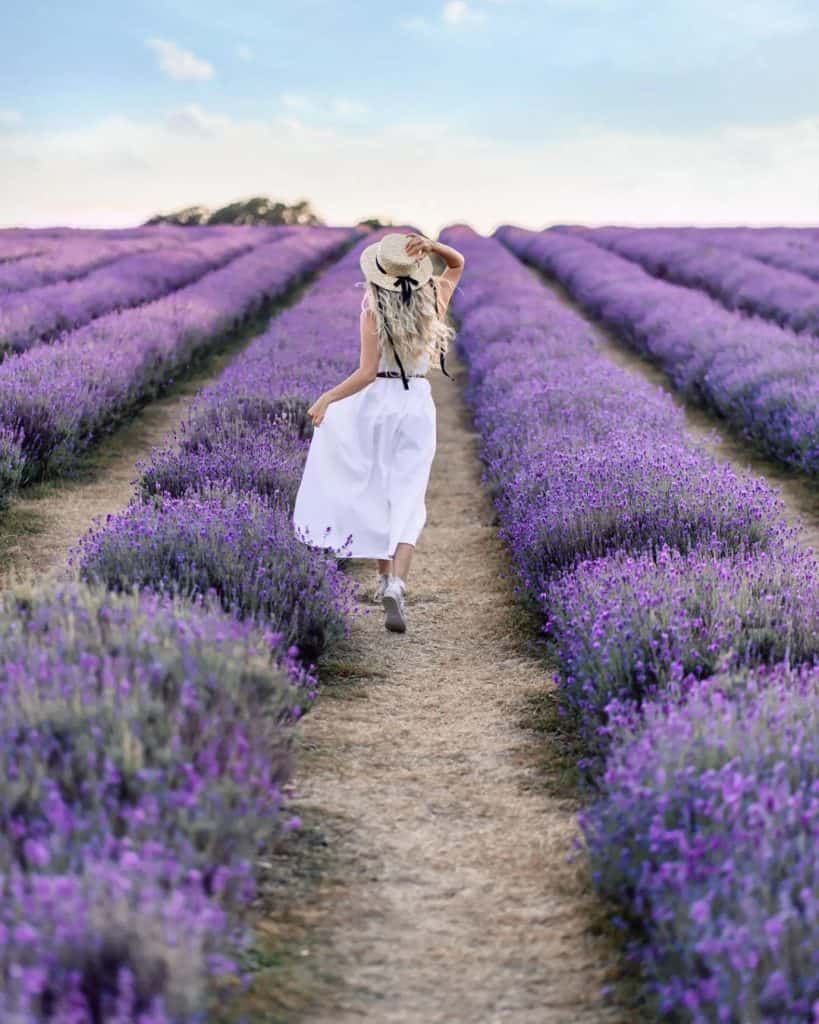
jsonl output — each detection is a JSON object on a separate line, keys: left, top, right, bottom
{"left": 373, "top": 572, "right": 391, "bottom": 604}
{"left": 382, "top": 576, "right": 407, "bottom": 633}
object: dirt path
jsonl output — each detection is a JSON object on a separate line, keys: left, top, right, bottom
{"left": 0, "top": 386, "right": 195, "bottom": 588}
{"left": 289, "top": 346, "right": 633, "bottom": 1024}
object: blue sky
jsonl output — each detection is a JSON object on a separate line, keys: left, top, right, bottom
{"left": 2, "top": 0, "right": 819, "bottom": 232}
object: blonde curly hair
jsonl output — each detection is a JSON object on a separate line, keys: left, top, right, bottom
{"left": 361, "top": 277, "right": 456, "bottom": 373}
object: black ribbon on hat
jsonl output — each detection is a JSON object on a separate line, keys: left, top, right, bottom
{"left": 376, "top": 255, "right": 417, "bottom": 305}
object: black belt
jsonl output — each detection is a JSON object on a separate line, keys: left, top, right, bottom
{"left": 376, "top": 371, "right": 426, "bottom": 379}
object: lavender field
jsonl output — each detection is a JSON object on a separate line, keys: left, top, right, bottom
{"left": 443, "top": 225, "right": 819, "bottom": 1021}
{"left": 0, "top": 223, "right": 817, "bottom": 1023}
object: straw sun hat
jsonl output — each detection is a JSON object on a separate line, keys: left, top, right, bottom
{"left": 360, "top": 232, "right": 434, "bottom": 303}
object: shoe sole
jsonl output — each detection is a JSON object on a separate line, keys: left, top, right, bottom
{"left": 382, "top": 594, "right": 407, "bottom": 633}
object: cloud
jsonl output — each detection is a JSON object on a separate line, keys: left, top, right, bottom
{"left": 402, "top": 2, "right": 492, "bottom": 32}
{"left": 442, "top": 1, "right": 487, "bottom": 25}
{"left": 236, "top": 44, "right": 253, "bottom": 61}
{"left": 4, "top": 108, "right": 819, "bottom": 234}
{"left": 274, "top": 114, "right": 306, "bottom": 133}
{"left": 146, "top": 38, "right": 214, "bottom": 81}
{"left": 280, "top": 93, "right": 314, "bottom": 112}
{"left": 332, "top": 98, "right": 368, "bottom": 118}
{"left": 0, "top": 110, "right": 22, "bottom": 128}
{"left": 164, "top": 104, "right": 231, "bottom": 137}
{"left": 278, "top": 93, "right": 368, "bottom": 121}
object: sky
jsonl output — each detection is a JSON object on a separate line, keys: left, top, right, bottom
{"left": 2, "top": 0, "right": 819, "bottom": 234}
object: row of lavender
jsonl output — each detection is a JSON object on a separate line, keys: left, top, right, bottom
{"left": 0, "top": 233, "right": 380, "bottom": 1020}
{"left": 647, "top": 226, "right": 818, "bottom": 284}
{"left": 0, "top": 232, "right": 172, "bottom": 295}
{"left": 0, "top": 584, "right": 313, "bottom": 1022}
{"left": 0, "top": 227, "right": 354, "bottom": 511}
{"left": 498, "top": 227, "right": 819, "bottom": 477}
{"left": 76, "top": 228, "right": 394, "bottom": 658}
{"left": 561, "top": 225, "right": 819, "bottom": 336}
{"left": 691, "top": 227, "right": 819, "bottom": 282}
{"left": 0, "top": 228, "right": 285, "bottom": 353}
{"left": 0, "top": 224, "right": 246, "bottom": 266}
{"left": 558, "top": 224, "right": 819, "bottom": 286}
{"left": 440, "top": 225, "right": 819, "bottom": 1021}
{"left": 0, "top": 227, "right": 225, "bottom": 295}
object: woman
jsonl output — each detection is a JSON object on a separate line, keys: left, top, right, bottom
{"left": 292, "top": 231, "right": 465, "bottom": 633}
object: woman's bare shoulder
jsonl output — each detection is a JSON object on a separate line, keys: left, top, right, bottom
{"left": 433, "top": 268, "right": 461, "bottom": 316}
{"left": 436, "top": 266, "right": 462, "bottom": 291}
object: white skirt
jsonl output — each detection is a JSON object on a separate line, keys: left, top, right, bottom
{"left": 292, "top": 376, "right": 437, "bottom": 559}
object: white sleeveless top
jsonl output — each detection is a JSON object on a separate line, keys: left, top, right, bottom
{"left": 378, "top": 346, "right": 431, "bottom": 375}
{"left": 361, "top": 290, "right": 433, "bottom": 376}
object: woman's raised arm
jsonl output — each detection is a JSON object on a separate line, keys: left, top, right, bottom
{"left": 405, "top": 234, "right": 465, "bottom": 290}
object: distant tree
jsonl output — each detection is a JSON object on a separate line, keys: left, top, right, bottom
{"left": 145, "top": 204, "right": 209, "bottom": 226}
{"left": 207, "top": 196, "right": 323, "bottom": 226}
{"left": 356, "top": 217, "right": 394, "bottom": 230}
{"left": 144, "top": 196, "right": 324, "bottom": 227}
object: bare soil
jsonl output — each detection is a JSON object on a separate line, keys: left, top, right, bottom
{"left": 272, "top": 347, "right": 639, "bottom": 1024}
{"left": 0, "top": 385, "right": 197, "bottom": 588}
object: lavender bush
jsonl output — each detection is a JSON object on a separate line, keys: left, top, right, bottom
{"left": 0, "top": 232, "right": 175, "bottom": 296}
{"left": 439, "top": 224, "right": 819, "bottom": 1021}
{"left": 544, "top": 541, "right": 818, "bottom": 760}
{"left": 76, "top": 485, "right": 356, "bottom": 663}
{"left": 581, "top": 664, "right": 819, "bottom": 1021}
{"left": 568, "top": 226, "right": 819, "bottom": 337}
{"left": 138, "top": 417, "right": 309, "bottom": 508}
{"left": 498, "top": 226, "right": 819, "bottom": 476}
{"left": 0, "top": 240, "right": 52, "bottom": 264}
{"left": 0, "top": 230, "right": 272, "bottom": 354}
{"left": 440, "top": 228, "right": 799, "bottom": 570}
{"left": 136, "top": 229, "right": 402, "bottom": 506}
{"left": 0, "top": 855, "right": 239, "bottom": 1023}
{"left": 0, "top": 227, "right": 356, "bottom": 506}
{"left": 0, "top": 424, "right": 23, "bottom": 511}
{"left": 680, "top": 226, "right": 819, "bottom": 285}
{"left": 0, "top": 581, "right": 314, "bottom": 1020}
{"left": 39, "top": 236, "right": 392, "bottom": 1016}
{"left": 0, "top": 583, "right": 309, "bottom": 893}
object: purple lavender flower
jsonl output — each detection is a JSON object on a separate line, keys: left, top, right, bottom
{"left": 439, "top": 223, "right": 819, "bottom": 1023}
{"left": 581, "top": 664, "right": 819, "bottom": 1021}
{"left": 76, "top": 484, "right": 357, "bottom": 664}
{"left": 0, "top": 583, "right": 307, "bottom": 893}
{"left": 497, "top": 226, "right": 819, "bottom": 476}
{"left": 568, "top": 225, "right": 819, "bottom": 336}
{"left": 0, "top": 227, "right": 358, "bottom": 501}
{"left": 0, "top": 228, "right": 271, "bottom": 353}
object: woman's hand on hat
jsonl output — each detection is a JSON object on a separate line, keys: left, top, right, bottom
{"left": 405, "top": 234, "right": 434, "bottom": 259}
{"left": 307, "top": 393, "right": 332, "bottom": 427}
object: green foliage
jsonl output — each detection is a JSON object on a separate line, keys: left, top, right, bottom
{"left": 145, "top": 196, "right": 324, "bottom": 227}
{"left": 356, "top": 216, "right": 394, "bottom": 230}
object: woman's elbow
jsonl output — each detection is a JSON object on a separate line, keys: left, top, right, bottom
{"left": 361, "top": 365, "right": 379, "bottom": 384}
